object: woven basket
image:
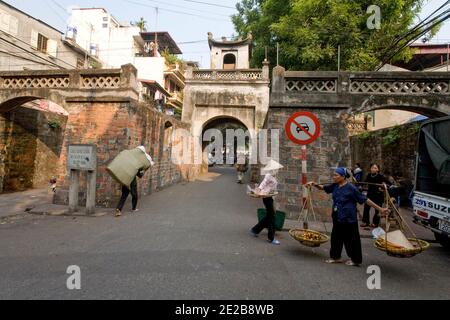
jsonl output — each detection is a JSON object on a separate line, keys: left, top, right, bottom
{"left": 289, "top": 229, "right": 330, "bottom": 248}
{"left": 374, "top": 238, "right": 430, "bottom": 258}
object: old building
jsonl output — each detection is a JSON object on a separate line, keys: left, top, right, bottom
{"left": 0, "top": 0, "right": 97, "bottom": 71}
{"left": 182, "top": 33, "right": 270, "bottom": 173}
{"left": 69, "top": 8, "right": 185, "bottom": 118}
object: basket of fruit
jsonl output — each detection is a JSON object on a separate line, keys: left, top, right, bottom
{"left": 374, "top": 237, "right": 430, "bottom": 258}
{"left": 289, "top": 229, "right": 330, "bottom": 248}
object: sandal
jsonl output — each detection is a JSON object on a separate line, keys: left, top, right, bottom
{"left": 325, "top": 259, "right": 343, "bottom": 264}
{"left": 345, "top": 260, "right": 360, "bottom": 267}
{"left": 360, "top": 223, "right": 369, "bottom": 228}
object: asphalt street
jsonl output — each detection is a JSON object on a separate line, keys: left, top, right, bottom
{"left": 0, "top": 167, "right": 449, "bottom": 300}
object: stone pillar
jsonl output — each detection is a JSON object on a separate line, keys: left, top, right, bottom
{"left": 272, "top": 66, "right": 286, "bottom": 93}
{"left": 186, "top": 65, "right": 193, "bottom": 79}
{"left": 120, "top": 64, "right": 138, "bottom": 89}
{"left": 86, "top": 170, "right": 96, "bottom": 215}
{"left": 262, "top": 60, "right": 270, "bottom": 80}
{"left": 68, "top": 169, "right": 80, "bottom": 213}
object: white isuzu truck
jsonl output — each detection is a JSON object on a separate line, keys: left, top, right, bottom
{"left": 413, "top": 116, "right": 450, "bottom": 249}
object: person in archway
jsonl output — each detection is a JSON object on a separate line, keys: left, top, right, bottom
{"left": 308, "top": 168, "right": 389, "bottom": 266}
{"left": 249, "top": 159, "right": 284, "bottom": 245}
{"left": 236, "top": 154, "right": 249, "bottom": 184}
{"left": 361, "top": 164, "right": 390, "bottom": 229}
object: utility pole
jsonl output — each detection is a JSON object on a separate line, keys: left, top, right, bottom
{"left": 85, "top": 23, "right": 93, "bottom": 69}
{"left": 155, "top": 7, "right": 159, "bottom": 57}
{"left": 338, "top": 45, "right": 341, "bottom": 72}
{"left": 447, "top": 43, "right": 449, "bottom": 72}
{"left": 276, "top": 43, "right": 279, "bottom": 66}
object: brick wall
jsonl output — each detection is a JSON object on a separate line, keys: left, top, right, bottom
{"left": 267, "top": 108, "right": 351, "bottom": 220}
{"left": 0, "top": 107, "right": 66, "bottom": 192}
{"left": 350, "top": 122, "right": 422, "bottom": 182}
{"left": 53, "top": 100, "right": 198, "bottom": 208}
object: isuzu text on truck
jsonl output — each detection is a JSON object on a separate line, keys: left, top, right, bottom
{"left": 413, "top": 116, "right": 450, "bottom": 249}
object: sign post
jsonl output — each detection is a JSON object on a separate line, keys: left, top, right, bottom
{"left": 285, "top": 112, "right": 321, "bottom": 229}
{"left": 68, "top": 144, "right": 97, "bottom": 215}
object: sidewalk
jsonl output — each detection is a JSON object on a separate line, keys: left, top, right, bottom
{"left": 0, "top": 189, "right": 53, "bottom": 219}
{"left": 0, "top": 188, "right": 113, "bottom": 220}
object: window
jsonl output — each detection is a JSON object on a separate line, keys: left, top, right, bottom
{"left": 37, "top": 34, "right": 48, "bottom": 53}
{"left": 164, "top": 122, "right": 174, "bottom": 150}
{"left": 223, "top": 53, "right": 236, "bottom": 70}
{"left": 102, "top": 23, "right": 108, "bottom": 28}
{"left": 103, "top": 17, "right": 109, "bottom": 21}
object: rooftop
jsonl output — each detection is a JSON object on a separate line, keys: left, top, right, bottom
{"left": 140, "top": 32, "right": 182, "bottom": 55}
{"left": 0, "top": 0, "right": 63, "bottom": 34}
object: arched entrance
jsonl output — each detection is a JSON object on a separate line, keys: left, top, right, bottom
{"left": 201, "top": 116, "right": 251, "bottom": 173}
{"left": 0, "top": 97, "right": 68, "bottom": 193}
{"left": 223, "top": 53, "right": 236, "bottom": 70}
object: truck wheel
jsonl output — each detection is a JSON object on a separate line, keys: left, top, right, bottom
{"left": 434, "top": 232, "right": 450, "bottom": 250}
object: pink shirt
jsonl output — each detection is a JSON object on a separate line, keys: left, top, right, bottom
{"left": 258, "top": 174, "right": 278, "bottom": 195}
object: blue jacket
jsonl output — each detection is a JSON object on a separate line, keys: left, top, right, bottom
{"left": 324, "top": 183, "right": 367, "bottom": 223}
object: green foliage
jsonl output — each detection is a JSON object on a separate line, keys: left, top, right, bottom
{"left": 161, "top": 48, "right": 181, "bottom": 66}
{"left": 357, "top": 130, "right": 372, "bottom": 140}
{"left": 48, "top": 120, "right": 61, "bottom": 130}
{"left": 232, "top": 0, "right": 439, "bottom": 71}
{"left": 383, "top": 126, "right": 401, "bottom": 147}
{"left": 135, "top": 17, "right": 147, "bottom": 32}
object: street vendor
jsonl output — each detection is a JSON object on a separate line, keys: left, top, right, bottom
{"left": 308, "top": 167, "right": 389, "bottom": 266}
{"left": 249, "top": 159, "right": 283, "bottom": 245}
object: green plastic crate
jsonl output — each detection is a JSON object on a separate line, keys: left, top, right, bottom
{"left": 257, "top": 208, "right": 286, "bottom": 231}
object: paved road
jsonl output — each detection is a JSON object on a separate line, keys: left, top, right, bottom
{"left": 0, "top": 167, "right": 449, "bottom": 300}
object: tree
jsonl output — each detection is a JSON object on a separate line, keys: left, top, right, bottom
{"left": 232, "top": 0, "right": 440, "bottom": 71}
{"left": 135, "top": 17, "right": 147, "bottom": 32}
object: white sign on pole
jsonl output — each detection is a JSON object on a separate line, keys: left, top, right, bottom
{"left": 68, "top": 145, "right": 97, "bottom": 171}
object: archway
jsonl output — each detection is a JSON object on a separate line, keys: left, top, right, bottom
{"left": 201, "top": 116, "right": 251, "bottom": 173}
{"left": 0, "top": 97, "right": 68, "bottom": 193}
{"left": 223, "top": 53, "right": 236, "bottom": 70}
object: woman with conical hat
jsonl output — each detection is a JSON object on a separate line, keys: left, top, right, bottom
{"left": 249, "top": 159, "right": 284, "bottom": 245}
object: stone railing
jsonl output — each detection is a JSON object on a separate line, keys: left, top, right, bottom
{"left": 192, "top": 69, "right": 264, "bottom": 81}
{"left": 349, "top": 77, "right": 449, "bottom": 94}
{"left": 275, "top": 70, "right": 450, "bottom": 95}
{"left": 0, "top": 64, "right": 137, "bottom": 91}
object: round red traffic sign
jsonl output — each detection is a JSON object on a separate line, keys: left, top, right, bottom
{"left": 285, "top": 112, "right": 321, "bottom": 145}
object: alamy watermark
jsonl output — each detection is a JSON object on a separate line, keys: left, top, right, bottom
{"left": 367, "top": 5, "right": 382, "bottom": 30}
{"left": 366, "top": 265, "right": 381, "bottom": 290}
{"left": 66, "top": 265, "right": 81, "bottom": 290}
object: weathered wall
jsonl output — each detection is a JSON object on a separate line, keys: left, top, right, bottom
{"left": 350, "top": 122, "right": 422, "bottom": 182}
{"left": 0, "top": 106, "right": 66, "bottom": 192}
{"left": 267, "top": 107, "right": 351, "bottom": 220}
{"left": 53, "top": 100, "right": 198, "bottom": 208}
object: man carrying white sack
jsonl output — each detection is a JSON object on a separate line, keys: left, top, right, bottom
{"left": 115, "top": 146, "right": 155, "bottom": 217}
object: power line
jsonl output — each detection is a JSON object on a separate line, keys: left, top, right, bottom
{"left": 176, "top": 0, "right": 235, "bottom": 10}
{"left": 124, "top": 0, "right": 230, "bottom": 22}
{"left": 44, "top": 0, "right": 68, "bottom": 25}
{"left": 377, "top": 8, "right": 450, "bottom": 69}
{"left": 0, "top": 49, "right": 59, "bottom": 67}
{"left": 142, "top": 0, "right": 232, "bottom": 17}
{"left": 0, "top": 29, "right": 77, "bottom": 69}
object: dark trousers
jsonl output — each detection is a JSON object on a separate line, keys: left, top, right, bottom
{"left": 362, "top": 195, "right": 383, "bottom": 226}
{"left": 116, "top": 178, "right": 138, "bottom": 211}
{"left": 330, "top": 220, "right": 363, "bottom": 264}
{"left": 252, "top": 197, "right": 276, "bottom": 241}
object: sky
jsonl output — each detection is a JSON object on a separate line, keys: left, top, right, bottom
{"left": 4, "top": 0, "right": 450, "bottom": 68}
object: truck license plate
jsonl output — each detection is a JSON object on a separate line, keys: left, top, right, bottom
{"left": 438, "top": 219, "right": 450, "bottom": 234}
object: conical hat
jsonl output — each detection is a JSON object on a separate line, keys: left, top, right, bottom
{"left": 262, "top": 159, "right": 284, "bottom": 172}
